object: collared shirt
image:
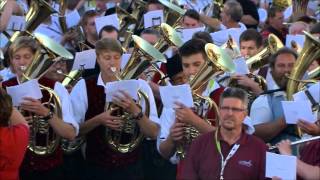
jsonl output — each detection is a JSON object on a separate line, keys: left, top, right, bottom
{"left": 70, "top": 73, "right": 160, "bottom": 125}
{"left": 180, "top": 130, "right": 267, "bottom": 180}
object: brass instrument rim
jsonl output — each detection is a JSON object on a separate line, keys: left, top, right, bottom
{"left": 160, "top": 23, "right": 183, "bottom": 47}
{"left": 158, "top": 0, "right": 186, "bottom": 15}
{"left": 205, "top": 43, "right": 236, "bottom": 73}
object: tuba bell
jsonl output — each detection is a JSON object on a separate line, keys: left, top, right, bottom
{"left": 176, "top": 43, "right": 236, "bottom": 159}
{"left": 159, "top": 0, "right": 186, "bottom": 28}
{"left": 19, "top": 33, "right": 73, "bottom": 156}
{"left": 246, "top": 34, "right": 284, "bottom": 71}
{"left": 286, "top": 31, "right": 320, "bottom": 137}
{"left": 105, "top": 35, "right": 166, "bottom": 153}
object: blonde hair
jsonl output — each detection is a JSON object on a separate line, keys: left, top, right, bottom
{"left": 95, "top": 38, "right": 123, "bottom": 56}
{"left": 8, "top": 36, "right": 39, "bottom": 62}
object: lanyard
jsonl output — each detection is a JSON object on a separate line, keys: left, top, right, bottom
{"left": 215, "top": 130, "right": 240, "bottom": 180}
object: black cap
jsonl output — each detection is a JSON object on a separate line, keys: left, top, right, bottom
{"left": 166, "top": 53, "right": 183, "bottom": 79}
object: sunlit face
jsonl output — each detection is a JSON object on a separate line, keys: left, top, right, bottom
{"left": 10, "top": 47, "right": 34, "bottom": 77}
{"left": 240, "top": 40, "right": 260, "bottom": 59}
{"left": 181, "top": 53, "right": 205, "bottom": 80}
{"left": 220, "top": 5, "right": 230, "bottom": 26}
{"left": 96, "top": 50, "right": 122, "bottom": 77}
{"left": 45, "top": 61, "right": 68, "bottom": 82}
{"left": 100, "top": 30, "right": 118, "bottom": 40}
{"left": 147, "top": 3, "right": 164, "bottom": 12}
{"left": 96, "top": 0, "right": 107, "bottom": 12}
{"left": 84, "top": 16, "right": 98, "bottom": 38}
{"left": 269, "top": 11, "right": 285, "bottom": 30}
{"left": 271, "top": 53, "right": 296, "bottom": 88}
{"left": 141, "top": 33, "right": 159, "bottom": 45}
{"left": 219, "top": 98, "right": 247, "bottom": 131}
{"left": 182, "top": 16, "right": 200, "bottom": 29}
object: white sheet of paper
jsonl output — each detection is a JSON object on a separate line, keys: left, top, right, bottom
{"left": 95, "top": 14, "right": 120, "bottom": 33}
{"left": 72, "top": 49, "right": 96, "bottom": 70}
{"left": 143, "top": 10, "right": 164, "bottom": 28}
{"left": 181, "top": 26, "right": 205, "bottom": 43}
{"left": 234, "top": 57, "right": 249, "bottom": 75}
{"left": 121, "top": 53, "right": 131, "bottom": 70}
{"left": 6, "top": 79, "right": 43, "bottom": 107}
{"left": 7, "top": 15, "right": 26, "bottom": 31}
{"left": 159, "top": 84, "right": 194, "bottom": 108}
{"left": 66, "top": 10, "right": 81, "bottom": 28}
{"left": 105, "top": 80, "right": 140, "bottom": 102}
{"left": 266, "top": 152, "right": 296, "bottom": 180}
{"left": 284, "top": 5, "right": 293, "bottom": 21}
{"left": 258, "top": 8, "right": 267, "bottom": 23}
{"left": 281, "top": 100, "right": 316, "bottom": 124}
{"left": 293, "top": 82, "right": 320, "bottom": 104}
{"left": 285, "top": 34, "right": 305, "bottom": 49}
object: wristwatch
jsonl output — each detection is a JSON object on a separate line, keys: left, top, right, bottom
{"left": 42, "top": 111, "right": 54, "bottom": 121}
{"left": 132, "top": 110, "right": 143, "bottom": 120}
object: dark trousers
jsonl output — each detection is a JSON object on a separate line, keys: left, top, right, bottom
{"left": 142, "top": 140, "right": 177, "bottom": 180}
{"left": 61, "top": 149, "right": 86, "bottom": 180}
{"left": 84, "top": 159, "right": 144, "bottom": 180}
{"left": 20, "top": 165, "right": 64, "bottom": 180}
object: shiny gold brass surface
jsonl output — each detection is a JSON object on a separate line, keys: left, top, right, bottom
{"left": 159, "top": 0, "right": 186, "bottom": 27}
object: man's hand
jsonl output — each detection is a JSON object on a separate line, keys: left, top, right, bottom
{"left": 297, "top": 119, "right": 320, "bottom": 136}
{"left": 174, "top": 102, "right": 199, "bottom": 126}
{"left": 20, "top": 97, "right": 49, "bottom": 117}
{"left": 276, "top": 139, "right": 292, "bottom": 156}
{"left": 168, "top": 121, "right": 186, "bottom": 144}
{"left": 112, "top": 90, "right": 141, "bottom": 115}
{"left": 96, "top": 111, "right": 123, "bottom": 131}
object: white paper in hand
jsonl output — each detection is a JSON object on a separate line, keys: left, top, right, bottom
{"left": 144, "top": 10, "right": 164, "bottom": 28}
{"left": 7, "top": 15, "right": 26, "bottom": 31}
{"left": 66, "top": 10, "right": 81, "bottom": 28}
{"left": 181, "top": 26, "right": 205, "bottom": 43}
{"left": 293, "top": 82, "right": 320, "bottom": 104}
{"left": 234, "top": 57, "right": 249, "bottom": 75}
{"left": 159, "top": 84, "right": 193, "bottom": 108}
{"left": 95, "top": 14, "right": 119, "bottom": 33}
{"left": 6, "top": 79, "right": 43, "bottom": 107}
{"left": 285, "top": 34, "right": 305, "bottom": 49}
{"left": 105, "top": 80, "right": 140, "bottom": 102}
{"left": 266, "top": 152, "right": 296, "bottom": 180}
{"left": 72, "top": 49, "right": 96, "bottom": 70}
{"left": 281, "top": 100, "right": 316, "bottom": 124}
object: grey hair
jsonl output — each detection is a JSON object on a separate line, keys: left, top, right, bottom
{"left": 225, "top": 0, "right": 243, "bottom": 22}
{"left": 219, "top": 87, "right": 249, "bottom": 109}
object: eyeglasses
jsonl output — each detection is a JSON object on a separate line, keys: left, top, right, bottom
{"left": 220, "top": 106, "right": 246, "bottom": 113}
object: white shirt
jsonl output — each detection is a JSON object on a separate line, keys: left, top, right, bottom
{"left": 211, "top": 23, "right": 247, "bottom": 46}
{"left": 0, "top": 68, "right": 15, "bottom": 82}
{"left": 70, "top": 74, "right": 160, "bottom": 125}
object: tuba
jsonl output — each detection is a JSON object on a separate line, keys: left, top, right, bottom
{"left": 246, "top": 34, "right": 284, "bottom": 71}
{"left": 19, "top": 33, "right": 73, "bottom": 156}
{"left": 286, "top": 31, "right": 320, "bottom": 136}
{"left": 159, "top": 0, "right": 186, "bottom": 28}
{"left": 58, "top": 0, "right": 68, "bottom": 34}
{"left": 105, "top": 35, "right": 166, "bottom": 153}
{"left": 176, "top": 43, "right": 236, "bottom": 159}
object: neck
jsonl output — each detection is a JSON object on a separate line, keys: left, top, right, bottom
{"left": 220, "top": 127, "right": 242, "bottom": 145}
{"left": 86, "top": 36, "right": 97, "bottom": 46}
{"left": 226, "top": 21, "right": 240, "bottom": 29}
{"left": 101, "top": 72, "right": 117, "bottom": 84}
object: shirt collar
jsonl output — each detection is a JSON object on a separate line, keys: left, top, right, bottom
{"left": 216, "top": 128, "right": 248, "bottom": 145}
{"left": 97, "top": 73, "right": 106, "bottom": 88}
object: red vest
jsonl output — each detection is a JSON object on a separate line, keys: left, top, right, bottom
{"left": 1, "top": 77, "right": 63, "bottom": 172}
{"left": 84, "top": 76, "right": 140, "bottom": 168}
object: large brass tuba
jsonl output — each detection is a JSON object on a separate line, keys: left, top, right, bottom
{"left": 246, "top": 34, "right": 284, "bottom": 71}
{"left": 9, "top": 0, "right": 56, "bottom": 43}
{"left": 19, "top": 33, "right": 73, "bottom": 156}
{"left": 176, "top": 43, "right": 236, "bottom": 159}
{"left": 286, "top": 31, "right": 320, "bottom": 136}
{"left": 105, "top": 35, "right": 166, "bottom": 153}
{"left": 159, "top": 0, "right": 186, "bottom": 28}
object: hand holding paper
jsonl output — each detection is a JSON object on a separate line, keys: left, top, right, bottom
{"left": 281, "top": 100, "right": 316, "bottom": 124}
{"left": 105, "top": 80, "right": 140, "bottom": 102}
{"left": 6, "top": 79, "right": 43, "bottom": 107}
{"left": 72, "top": 49, "right": 97, "bottom": 70}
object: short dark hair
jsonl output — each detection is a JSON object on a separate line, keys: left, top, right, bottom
{"left": 98, "top": 25, "right": 119, "bottom": 39}
{"left": 0, "top": 89, "right": 13, "bottom": 126}
{"left": 310, "top": 22, "right": 320, "bottom": 34}
{"left": 220, "top": 87, "right": 249, "bottom": 109}
{"left": 95, "top": 38, "right": 123, "bottom": 55}
{"left": 183, "top": 9, "right": 200, "bottom": 21}
{"left": 147, "top": 0, "right": 161, "bottom": 5}
{"left": 239, "top": 29, "right": 263, "bottom": 48}
{"left": 224, "top": 0, "right": 243, "bottom": 22}
{"left": 267, "top": 6, "right": 283, "bottom": 19}
{"left": 80, "top": 10, "right": 98, "bottom": 27}
{"left": 178, "top": 38, "right": 206, "bottom": 58}
{"left": 269, "top": 47, "right": 298, "bottom": 68}
{"left": 192, "top": 31, "right": 213, "bottom": 43}
{"left": 140, "top": 28, "right": 160, "bottom": 37}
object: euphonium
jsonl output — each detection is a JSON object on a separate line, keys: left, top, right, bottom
{"left": 246, "top": 34, "right": 284, "bottom": 71}
{"left": 9, "top": 0, "right": 56, "bottom": 43}
{"left": 58, "top": 0, "right": 68, "bottom": 34}
{"left": 159, "top": 0, "right": 186, "bottom": 28}
{"left": 286, "top": 31, "right": 320, "bottom": 137}
{"left": 176, "top": 43, "right": 236, "bottom": 159}
{"left": 105, "top": 35, "right": 166, "bottom": 153}
{"left": 221, "top": 35, "right": 241, "bottom": 59}
{"left": 19, "top": 33, "right": 73, "bottom": 156}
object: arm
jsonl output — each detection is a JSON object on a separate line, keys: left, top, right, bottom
{"left": 241, "top": 15, "right": 258, "bottom": 26}
{"left": 199, "top": 14, "right": 221, "bottom": 30}
{"left": 0, "top": 0, "right": 14, "bottom": 32}
{"left": 10, "top": 107, "right": 28, "bottom": 126}
{"left": 75, "top": 0, "right": 86, "bottom": 10}
{"left": 253, "top": 117, "right": 286, "bottom": 142}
